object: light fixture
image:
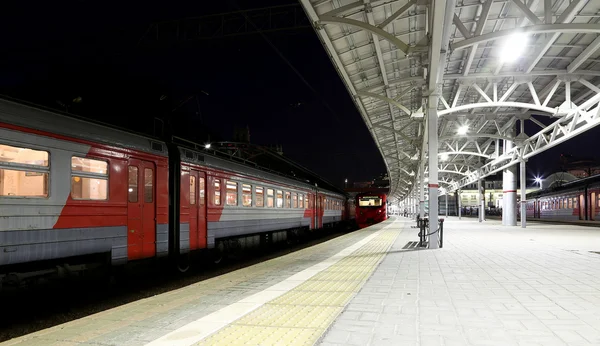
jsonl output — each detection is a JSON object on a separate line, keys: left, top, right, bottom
{"left": 457, "top": 125, "right": 468, "bottom": 135}
{"left": 205, "top": 143, "right": 211, "bottom": 149}
{"left": 500, "top": 33, "right": 529, "bottom": 63}
{"left": 441, "top": 153, "right": 449, "bottom": 161}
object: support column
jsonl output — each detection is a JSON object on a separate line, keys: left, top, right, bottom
{"left": 478, "top": 180, "right": 483, "bottom": 222}
{"left": 458, "top": 190, "right": 462, "bottom": 219}
{"left": 445, "top": 193, "right": 448, "bottom": 218}
{"left": 427, "top": 94, "right": 439, "bottom": 249}
{"left": 502, "top": 131, "right": 518, "bottom": 226}
{"left": 419, "top": 164, "right": 425, "bottom": 219}
{"left": 520, "top": 159, "right": 527, "bottom": 228}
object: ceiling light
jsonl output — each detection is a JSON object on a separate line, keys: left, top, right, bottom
{"left": 500, "top": 33, "right": 529, "bottom": 63}
{"left": 441, "top": 153, "right": 449, "bottom": 161}
{"left": 457, "top": 125, "right": 468, "bottom": 135}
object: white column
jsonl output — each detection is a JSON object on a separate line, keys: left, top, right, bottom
{"left": 419, "top": 164, "right": 425, "bottom": 219}
{"left": 520, "top": 159, "right": 527, "bottom": 228}
{"left": 445, "top": 193, "right": 448, "bottom": 218}
{"left": 502, "top": 133, "right": 518, "bottom": 226}
{"left": 428, "top": 94, "right": 439, "bottom": 248}
{"left": 478, "top": 180, "right": 483, "bottom": 222}
{"left": 458, "top": 190, "right": 462, "bottom": 219}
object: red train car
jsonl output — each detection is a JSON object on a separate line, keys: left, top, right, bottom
{"left": 355, "top": 192, "right": 387, "bottom": 228}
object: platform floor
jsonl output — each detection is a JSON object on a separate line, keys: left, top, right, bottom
{"left": 3, "top": 217, "right": 600, "bottom": 346}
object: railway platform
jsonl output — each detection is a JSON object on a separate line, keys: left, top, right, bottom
{"left": 3, "top": 217, "right": 600, "bottom": 346}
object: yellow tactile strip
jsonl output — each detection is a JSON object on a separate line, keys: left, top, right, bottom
{"left": 196, "top": 228, "right": 400, "bottom": 346}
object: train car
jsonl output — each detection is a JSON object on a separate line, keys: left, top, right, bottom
{"left": 523, "top": 174, "right": 600, "bottom": 222}
{"left": 355, "top": 192, "right": 387, "bottom": 228}
{"left": 0, "top": 97, "right": 350, "bottom": 283}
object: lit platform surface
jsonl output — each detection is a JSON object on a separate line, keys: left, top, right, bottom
{"left": 3, "top": 217, "right": 600, "bottom": 346}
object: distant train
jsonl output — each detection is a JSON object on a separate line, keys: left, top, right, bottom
{"left": 524, "top": 174, "right": 600, "bottom": 221}
{"left": 355, "top": 192, "right": 387, "bottom": 228}
{"left": 0, "top": 98, "right": 355, "bottom": 285}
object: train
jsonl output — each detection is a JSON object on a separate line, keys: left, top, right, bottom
{"left": 355, "top": 192, "right": 387, "bottom": 228}
{"left": 0, "top": 97, "right": 355, "bottom": 286}
{"left": 524, "top": 174, "right": 600, "bottom": 221}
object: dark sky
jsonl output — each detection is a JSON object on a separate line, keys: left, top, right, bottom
{"left": 1, "top": 0, "right": 598, "bottom": 189}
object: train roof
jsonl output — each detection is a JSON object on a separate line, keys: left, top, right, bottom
{"left": 527, "top": 173, "right": 600, "bottom": 198}
{"left": 175, "top": 138, "right": 346, "bottom": 196}
{"left": 0, "top": 96, "right": 168, "bottom": 156}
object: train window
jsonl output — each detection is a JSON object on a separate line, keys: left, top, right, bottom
{"left": 292, "top": 193, "right": 298, "bottom": 208}
{"left": 144, "top": 168, "right": 153, "bottom": 203}
{"left": 128, "top": 166, "right": 138, "bottom": 202}
{"left": 0, "top": 144, "right": 50, "bottom": 198}
{"left": 285, "top": 191, "right": 291, "bottom": 208}
{"left": 242, "top": 184, "right": 252, "bottom": 207}
{"left": 276, "top": 190, "right": 283, "bottom": 208}
{"left": 255, "top": 186, "right": 264, "bottom": 207}
{"left": 568, "top": 198, "right": 572, "bottom": 209}
{"left": 190, "top": 175, "right": 196, "bottom": 205}
{"left": 199, "top": 177, "right": 205, "bottom": 205}
{"left": 267, "top": 188, "right": 274, "bottom": 207}
{"left": 226, "top": 180, "right": 237, "bottom": 206}
{"left": 358, "top": 195, "right": 383, "bottom": 207}
{"left": 71, "top": 157, "right": 108, "bottom": 200}
{"left": 573, "top": 198, "right": 578, "bottom": 208}
{"left": 299, "top": 194, "right": 304, "bottom": 208}
{"left": 214, "top": 179, "right": 221, "bottom": 205}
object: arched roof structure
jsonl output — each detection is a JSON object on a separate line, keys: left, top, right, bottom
{"left": 300, "top": 0, "right": 600, "bottom": 203}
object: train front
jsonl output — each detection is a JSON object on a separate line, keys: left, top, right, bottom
{"left": 355, "top": 193, "right": 387, "bottom": 228}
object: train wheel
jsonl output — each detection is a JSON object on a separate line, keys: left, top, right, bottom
{"left": 177, "top": 253, "right": 190, "bottom": 273}
{"left": 212, "top": 241, "right": 226, "bottom": 265}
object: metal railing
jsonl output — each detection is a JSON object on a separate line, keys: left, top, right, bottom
{"left": 416, "top": 216, "right": 444, "bottom": 248}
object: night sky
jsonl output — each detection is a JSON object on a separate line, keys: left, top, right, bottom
{"left": 1, "top": 0, "right": 598, "bottom": 189}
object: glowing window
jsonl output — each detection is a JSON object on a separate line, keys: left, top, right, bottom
{"left": 299, "top": 194, "right": 304, "bottom": 208}
{"left": 144, "top": 168, "right": 153, "bottom": 203}
{"left": 256, "top": 186, "right": 264, "bottom": 207}
{"left": 226, "top": 180, "right": 237, "bottom": 206}
{"left": 214, "top": 179, "right": 221, "bottom": 205}
{"left": 190, "top": 175, "right": 196, "bottom": 205}
{"left": 358, "top": 196, "right": 382, "bottom": 207}
{"left": 242, "top": 184, "right": 252, "bottom": 207}
{"left": 0, "top": 144, "right": 49, "bottom": 198}
{"left": 199, "top": 177, "right": 205, "bottom": 205}
{"left": 267, "top": 188, "right": 274, "bottom": 207}
{"left": 276, "top": 190, "right": 283, "bottom": 208}
{"left": 128, "top": 166, "right": 138, "bottom": 202}
{"left": 292, "top": 193, "right": 298, "bottom": 208}
{"left": 285, "top": 191, "right": 291, "bottom": 208}
{"left": 71, "top": 157, "right": 108, "bottom": 200}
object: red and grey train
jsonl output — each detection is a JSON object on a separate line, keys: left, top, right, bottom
{"left": 355, "top": 192, "right": 387, "bottom": 229}
{"left": 524, "top": 174, "right": 600, "bottom": 221}
{"left": 0, "top": 98, "right": 354, "bottom": 283}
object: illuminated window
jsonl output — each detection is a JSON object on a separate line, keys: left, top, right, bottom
{"left": 71, "top": 157, "right": 108, "bottom": 200}
{"left": 299, "top": 194, "right": 304, "bottom": 208}
{"left": 285, "top": 191, "right": 291, "bottom": 208}
{"left": 358, "top": 196, "right": 383, "bottom": 207}
{"left": 226, "top": 180, "right": 237, "bottom": 206}
{"left": 568, "top": 198, "right": 572, "bottom": 209}
{"left": 0, "top": 144, "right": 49, "bottom": 198}
{"left": 214, "top": 179, "right": 221, "bottom": 205}
{"left": 190, "top": 175, "right": 196, "bottom": 205}
{"left": 573, "top": 198, "right": 578, "bottom": 208}
{"left": 199, "top": 177, "right": 205, "bottom": 205}
{"left": 267, "top": 188, "right": 274, "bottom": 207}
{"left": 128, "top": 166, "right": 138, "bottom": 202}
{"left": 256, "top": 186, "right": 264, "bottom": 207}
{"left": 242, "top": 184, "right": 252, "bottom": 207}
{"left": 276, "top": 190, "right": 283, "bottom": 208}
{"left": 144, "top": 168, "right": 153, "bottom": 203}
{"left": 292, "top": 193, "right": 298, "bottom": 208}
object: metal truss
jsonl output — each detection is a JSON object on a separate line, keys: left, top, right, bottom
{"left": 300, "top": 0, "right": 600, "bottom": 205}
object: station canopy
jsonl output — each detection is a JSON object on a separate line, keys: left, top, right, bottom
{"left": 300, "top": 0, "right": 600, "bottom": 201}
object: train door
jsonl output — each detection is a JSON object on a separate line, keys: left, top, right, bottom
{"left": 127, "top": 159, "right": 156, "bottom": 259}
{"left": 579, "top": 194, "right": 585, "bottom": 220}
{"left": 318, "top": 195, "right": 324, "bottom": 228}
{"left": 189, "top": 170, "right": 207, "bottom": 249}
{"left": 591, "top": 192, "right": 596, "bottom": 221}
{"left": 533, "top": 200, "right": 539, "bottom": 218}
